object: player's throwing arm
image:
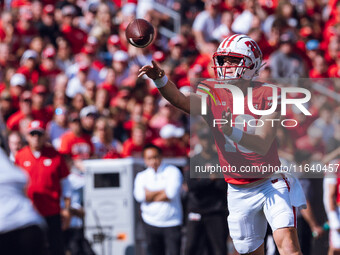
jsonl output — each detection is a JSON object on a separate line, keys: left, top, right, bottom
{"left": 138, "top": 61, "right": 201, "bottom": 115}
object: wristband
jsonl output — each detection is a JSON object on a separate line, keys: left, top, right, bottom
{"left": 328, "top": 210, "right": 340, "bottom": 229}
{"left": 153, "top": 75, "right": 168, "bottom": 88}
{"left": 228, "top": 127, "right": 243, "bottom": 143}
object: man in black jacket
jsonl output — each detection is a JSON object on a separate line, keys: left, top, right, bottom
{"left": 185, "top": 131, "right": 228, "bottom": 255}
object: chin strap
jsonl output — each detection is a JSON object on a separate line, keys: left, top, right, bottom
{"left": 255, "top": 62, "right": 267, "bottom": 76}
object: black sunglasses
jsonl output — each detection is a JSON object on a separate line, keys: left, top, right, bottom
{"left": 29, "top": 131, "right": 44, "bottom": 137}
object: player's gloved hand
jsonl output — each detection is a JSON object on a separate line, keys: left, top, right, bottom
{"left": 138, "top": 60, "right": 165, "bottom": 80}
{"left": 221, "top": 107, "right": 232, "bottom": 136}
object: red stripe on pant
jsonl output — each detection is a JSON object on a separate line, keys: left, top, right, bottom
{"left": 292, "top": 206, "right": 296, "bottom": 228}
{"left": 281, "top": 174, "right": 290, "bottom": 192}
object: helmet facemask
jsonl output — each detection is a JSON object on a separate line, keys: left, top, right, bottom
{"left": 212, "top": 52, "right": 254, "bottom": 80}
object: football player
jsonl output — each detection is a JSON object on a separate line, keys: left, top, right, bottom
{"left": 139, "top": 34, "right": 303, "bottom": 255}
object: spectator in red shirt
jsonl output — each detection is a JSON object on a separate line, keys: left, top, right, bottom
{"left": 324, "top": 35, "right": 340, "bottom": 66}
{"left": 98, "top": 67, "right": 118, "bottom": 97}
{"left": 7, "top": 90, "right": 33, "bottom": 131}
{"left": 39, "top": 47, "right": 61, "bottom": 85}
{"left": 143, "top": 94, "right": 156, "bottom": 121}
{"left": 0, "top": 12, "right": 14, "bottom": 43}
{"left": 153, "top": 124, "right": 187, "bottom": 157}
{"left": 31, "top": 84, "right": 54, "bottom": 126}
{"left": 0, "top": 43, "right": 10, "bottom": 80}
{"left": 60, "top": 5, "right": 87, "bottom": 54}
{"left": 328, "top": 52, "right": 340, "bottom": 78}
{"left": 124, "top": 102, "right": 145, "bottom": 136}
{"left": 15, "top": 6, "right": 38, "bottom": 49}
{"left": 17, "top": 49, "right": 40, "bottom": 86}
{"left": 121, "top": 123, "right": 147, "bottom": 157}
{"left": 107, "top": 34, "right": 122, "bottom": 56}
{"left": 9, "top": 73, "right": 27, "bottom": 111}
{"left": 309, "top": 54, "right": 329, "bottom": 79}
{"left": 15, "top": 120, "right": 71, "bottom": 255}
{"left": 59, "top": 112, "right": 94, "bottom": 171}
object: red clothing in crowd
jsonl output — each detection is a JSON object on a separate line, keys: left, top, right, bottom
{"left": 121, "top": 138, "right": 144, "bottom": 158}
{"left": 295, "top": 135, "right": 325, "bottom": 155}
{"left": 32, "top": 106, "right": 54, "bottom": 126}
{"left": 7, "top": 106, "right": 54, "bottom": 130}
{"left": 15, "top": 22, "right": 38, "bottom": 47}
{"left": 39, "top": 64, "right": 61, "bottom": 78}
{"left": 11, "top": 0, "right": 31, "bottom": 8}
{"left": 17, "top": 66, "right": 40, "bottom": 85}
{"left": 59, "top": 131, "right": 94, "bottom": 159}
{"left": 328, "top": 64, "right": 340, "bottom": 78}
{"left": 15, "top": 145, "right": 69, "bottom": 216}
{"left": 6, "top": 110, "right": 28, "bottom": 130}
{"left": 309, "top": 69, "right": 328, "bottom": 79}
{"left": 152, "top": 137, "right": 187, "bottom": 157}
{"left": 60, "top": 24, "right": 87, "bottom": 54}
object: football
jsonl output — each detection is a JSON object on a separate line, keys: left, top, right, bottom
{"left": 125, "top": 19, "right": 155, "bottom": 48}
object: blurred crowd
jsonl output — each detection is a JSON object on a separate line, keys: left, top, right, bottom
{"left": 0, "top": 0, "right": 340, "bottom": 254}
{"left": 0, "top": 0, "right": 339, "bottom": 162}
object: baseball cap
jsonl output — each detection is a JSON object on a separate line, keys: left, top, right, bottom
{"left": 21, "top": 50, "right": 38, "bottom": 65}
{"left": 32, "top": 85, "right": 48, "bottom": 95}
{"left": 68, "top": 112, "right": 80, "bottom": 122}
{"left": 80, "top": 105, "right": 97, "bottom": 118}
{"left": 169, "top": 35, "right": 185, "bottom": 47}
{"left": 153, "top": 51, "right": 166, "bottom": 62}
{"left": 113, "top": 50, "right": 129, "bottom": 62}
{"left": 81, "top": 46, "right": 95, "bottom": 55}
{"left": 280, "top": 32, "right": 295, "bottom": 44}
{"left": 28, "top": 120, "right": 45, "bottom": 134}
{"left": 306, "top": 40, "right": 320, "bottom": 51}
{"left": 160, "top": 124, "right": 185, "bottom": 139}
{"left": 87, "top": 2, "right": 98, "bottom": 13}
{"left": 107, "top": 35, "right": 120, "bottom": 46}
{"left": 62, "top": 5, "right": 76, "bottom": 16}
{"left": 10, "top": 73, "right": 27, "bottom": 87}
{"left": 78, "top": 62, "right": 90, "bottom": 72}
{"left": 43, "top": 4, "right": 54, "bottom": 15}
{"left": 42, "top": 47, "right": 56, "bottom": 58}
